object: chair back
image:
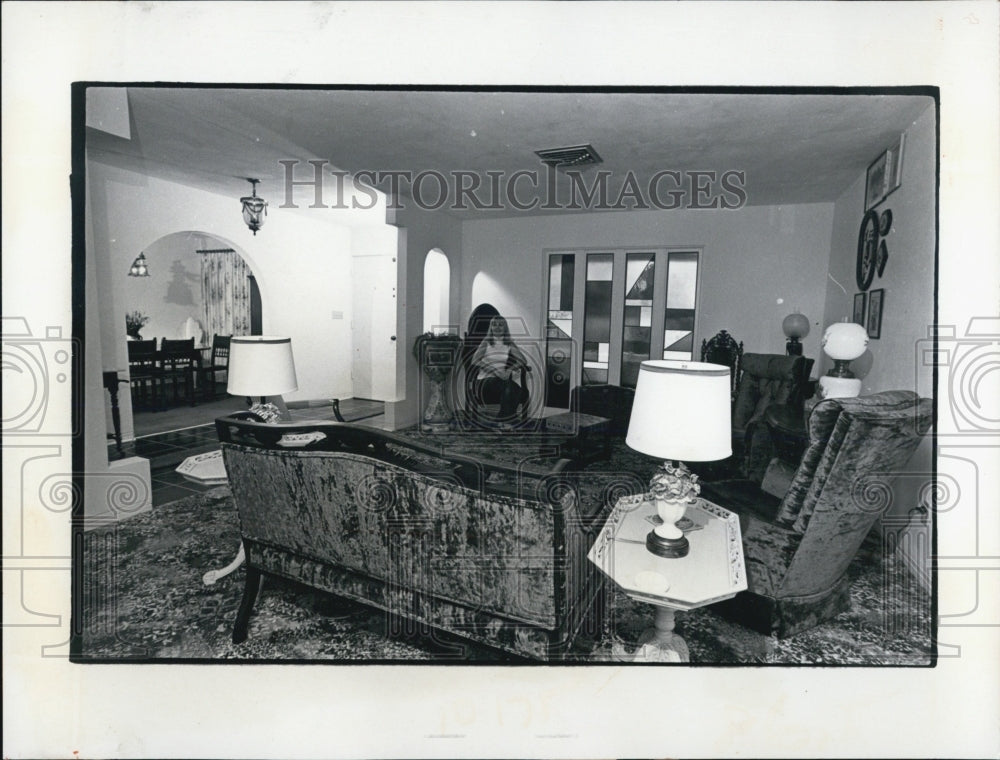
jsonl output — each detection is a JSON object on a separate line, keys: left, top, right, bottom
{"left": 701, "top": 330, "right": 744, "bottom": 395}
{"left": 127, "top": 338, "right": 157, "bottom": 360}
{"left": 160, "top": 337, "right": 195, "bottom": 369}
{"left": 775, "top": 391, "right": 933, "bottom": 597}
{"left": 210, "top": 334, "right": 232, "bottom": 365}
{"left": 732, "top": 353, "right": 807, "bottom": 432}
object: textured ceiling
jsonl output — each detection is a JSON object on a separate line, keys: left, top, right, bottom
{"left": 86, "top": 87, "right": 932, "bottom": 219}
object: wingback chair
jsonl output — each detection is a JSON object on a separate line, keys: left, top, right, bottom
{"left": 701, "top": 390, "right": 933, "bottom": 638}
{"left": 732, "top": 353, "right": 810, "bottom": 480}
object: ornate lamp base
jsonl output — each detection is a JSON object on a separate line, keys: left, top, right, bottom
{"left": 646, "top": 530, "right": 689, "bottom": 558}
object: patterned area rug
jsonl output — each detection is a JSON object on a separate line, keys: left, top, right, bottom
{"left": 78, "top": 477, "right": 932, "bottom": 665}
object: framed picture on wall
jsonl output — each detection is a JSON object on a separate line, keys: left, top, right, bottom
{"left": 865, "top": 152, "right": 889, "bottom": 211}
{"left": 867, "top": 288, "right": 885, "bottom": 339}
{"left": 865, "top": 134, "right": 905, "bottom": 211}
{"left": 853, "top": 292, "right": 867, "bottom": 325}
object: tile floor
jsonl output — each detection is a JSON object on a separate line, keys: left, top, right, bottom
{"left": 109, "top": 398, "right": 385, "bottom": 507}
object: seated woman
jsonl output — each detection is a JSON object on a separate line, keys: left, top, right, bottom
{"left": 469, "top": 315, "right": 529, "bottom": 424}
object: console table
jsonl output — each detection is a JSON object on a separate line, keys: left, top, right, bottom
{"left": 588, "top": 493, "right": 747, "bottom": 661}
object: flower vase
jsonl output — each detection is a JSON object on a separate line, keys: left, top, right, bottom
{"left": 646, "top": 497, "right": 691, "bottom": 558}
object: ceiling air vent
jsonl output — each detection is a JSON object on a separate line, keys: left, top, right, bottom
{"left": 534, "top": 144, "right": 603, "bottom": 169}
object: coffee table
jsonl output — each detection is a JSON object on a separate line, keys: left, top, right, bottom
{"left": 543, "top": 411, "right": 611, "bottom": 464}
{"left": 588, "top": 493, "right": 747, "bottom": 661}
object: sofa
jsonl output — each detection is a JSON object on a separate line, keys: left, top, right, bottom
{"left": 701, "top": 390, "right": 933, "bottom": 638}
{"left": 216, "top": 416, "right": 612, "bottom": 660}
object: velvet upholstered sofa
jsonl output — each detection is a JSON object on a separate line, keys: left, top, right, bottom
{"left": 216, "top": 417, "right": 612, "bottom": 660}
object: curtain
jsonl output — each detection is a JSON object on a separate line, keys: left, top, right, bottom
{"left": 200, "top": 249, "right": 252, "bottom": 342}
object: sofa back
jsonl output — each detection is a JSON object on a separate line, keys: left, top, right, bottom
{"left": 773, "top": 390, "right": 933, "bottom": 599}
{"left": 218, "top": 418, "right": 582, "bottom": 630}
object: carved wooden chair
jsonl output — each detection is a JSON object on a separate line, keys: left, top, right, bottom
{"left": 460, "top": 304, "right": 531, "bottom": 426}
{"left": 701, "top": 329, "right": 744, "bottom": 398}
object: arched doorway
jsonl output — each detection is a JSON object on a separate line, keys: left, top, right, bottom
{"left": 120, "top": 231, "right": 261, "bottom": 433}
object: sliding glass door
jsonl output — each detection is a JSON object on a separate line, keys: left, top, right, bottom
{"left": 545, "top": 247, "right": 700, "bottom": 406}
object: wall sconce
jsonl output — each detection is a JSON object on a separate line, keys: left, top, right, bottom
{"left": 240, "top": 178, "right": 267, "bottom": 235}
{"left": 782, "top": 310, "right": 810, "bottom": 355}
{"left": 128, "top": 252, "right": 149, "bottom": 277}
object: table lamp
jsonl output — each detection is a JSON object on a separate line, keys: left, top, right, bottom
{"left": 626, "top": 360, "right": 732, "bottom": 558}
{"left": 817, "top": 321, "right": 868, "bottom": 399}
{"left": 227, "top": 336, "right": 298, "bottom": 422}
{"left": 782, "top": 311, "right": 810, "bottom": 356}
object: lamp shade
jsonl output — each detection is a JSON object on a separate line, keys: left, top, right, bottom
{"left": 782, "top": 312, "right": 810, "bottom": 339}
{"left": 227, "top": 336, "right": 298, "bottom": 397}
{"left": 822, "top": 322, "right": 869, "bottom": 361}
{"left": 626, "top": 360, "right": 732, "bottom": 462}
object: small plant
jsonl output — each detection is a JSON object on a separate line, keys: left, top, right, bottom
{"left": 125, "top": 310, "right": 150, "bottom": 337}
{"left": 649, "top": 460, "right": 701, "bottom": 503}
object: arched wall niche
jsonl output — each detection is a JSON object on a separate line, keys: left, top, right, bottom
{"left": 422, "top": 248, "right": 451, "bottom": 334}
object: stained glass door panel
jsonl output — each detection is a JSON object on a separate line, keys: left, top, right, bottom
{"left": 545, "top": 253, "right": 575, "bottom": 407}
{"left": 621, "top": 252, "right": 655, "bottom": 387}
{"left": 662, "top": 251, "right": 699, "bottom": 361}
{"left": 583, "top": 253, "right": 613, "bottom": 385}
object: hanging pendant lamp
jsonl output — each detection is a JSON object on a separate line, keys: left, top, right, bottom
{"left": 240, "top": 178, "right": 268, "bottom": 235}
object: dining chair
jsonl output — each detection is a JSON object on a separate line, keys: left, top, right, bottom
{"left": 199, "top": 334, "right": 232, "bottom": 401}
{"left": 159, "top": 337, "right": 197, "bottom": 406}
{"left": 127, "top": 338, "right": 161, "bottom": 410}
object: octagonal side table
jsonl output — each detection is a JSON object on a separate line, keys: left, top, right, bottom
{"left": 587, "top": 493, "right": 747, "bottom": 662}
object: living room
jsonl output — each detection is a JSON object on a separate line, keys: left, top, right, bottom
{"left": 78, "top": 86, "right": 936, "bottom": 664}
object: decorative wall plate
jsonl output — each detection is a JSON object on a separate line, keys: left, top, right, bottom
{"left": 879, "top": 209, "right": 893, "bottom": 235}
{"left": 856, "top": 209, "right": 879, "bottom": 291}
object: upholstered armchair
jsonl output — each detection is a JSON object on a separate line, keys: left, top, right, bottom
{"left": 701, "top": 391, "right": 933, "bottom": 638}
{"left": 731, "top": 353, "right": 812, "bottom": 480}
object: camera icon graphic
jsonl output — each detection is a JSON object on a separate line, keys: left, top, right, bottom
{"left": 2, "top": 317, "right": 79, "bottom": 436}
{"left": 916, "top": 317, "right": 1000, "bottom": 435}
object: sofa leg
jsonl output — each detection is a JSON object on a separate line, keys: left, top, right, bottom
{"left": 232, "top": 566, "right": 263, "bottom": 644}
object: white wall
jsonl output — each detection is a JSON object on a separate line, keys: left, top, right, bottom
{"left": 825, "top": 100, "right": 937, "bottom": 584}
{"left": 824, "top": 101, "right": 936, "bottom": 394}
{"left": 88, "top": 159, "right": 362, "bottom": 406}
{"left": 460, "top": 202, "right": 835, "bottom": 367}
